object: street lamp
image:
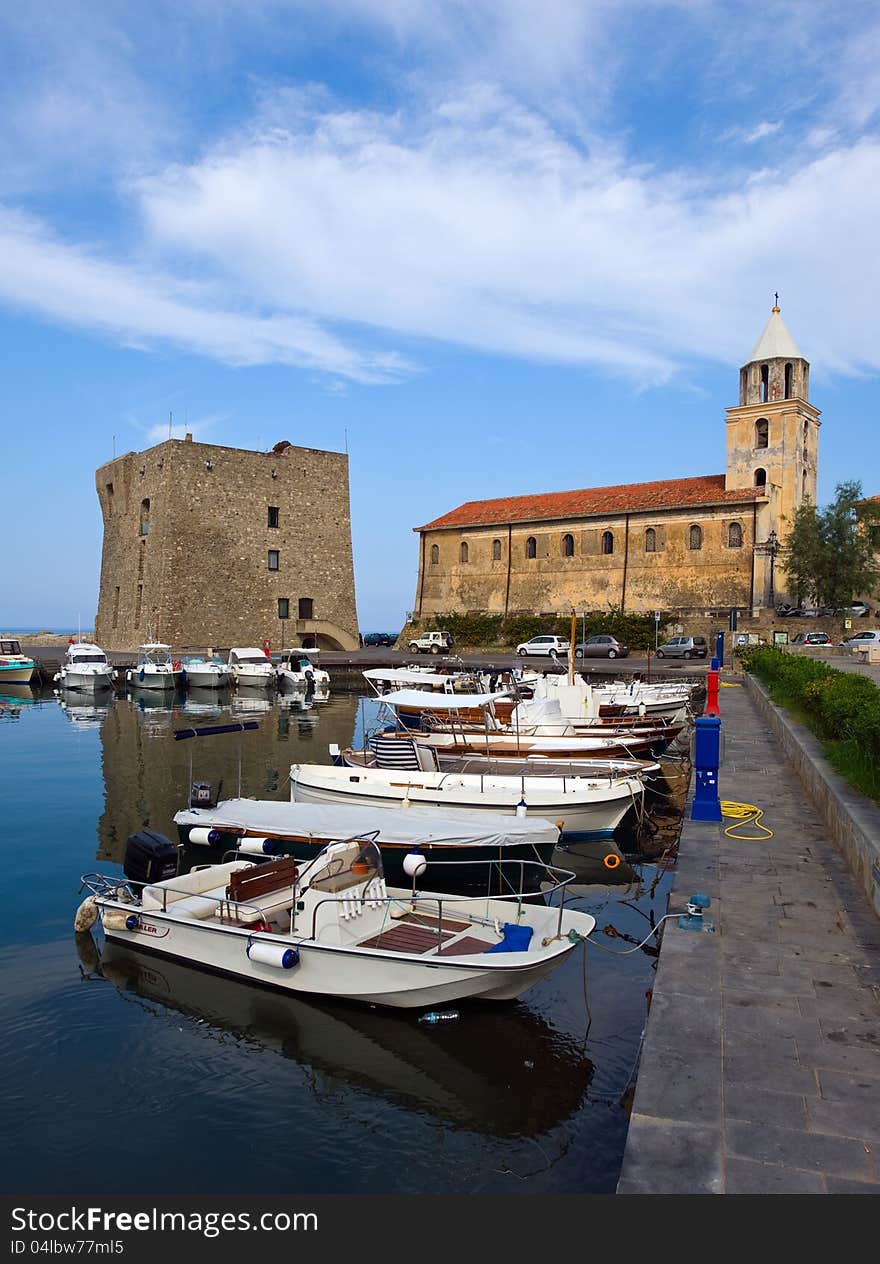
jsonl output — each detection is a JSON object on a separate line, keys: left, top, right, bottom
{"left": 754, "top": 529, "right": 781, "bottom": 607}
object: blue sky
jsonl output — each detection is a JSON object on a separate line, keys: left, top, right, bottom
{"left": 3, "top": 1, "right": 879, "bottom": 631}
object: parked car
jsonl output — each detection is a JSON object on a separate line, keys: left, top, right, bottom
{"left": 790, "top": 632, "right": 831, "bottom": 646}
{"left": 574, "top": 635, "right": 630, "bottom": 660}
{"left": 847, "top": 602, "right": 871, "bottom": 618}
{"left": 361, "top": 632, "right": 398, "bottom": 647}
{"left": 515, "top": 635, "right": 569, "bottom": 659}
{"left": 840, "top": 630, "right": 880, "bottom": 649}
{"left": 407, "top": 630, "right": 455, "bottom": 654}
{"left": 655, "top": 635, "right": 708, "bottom": 659}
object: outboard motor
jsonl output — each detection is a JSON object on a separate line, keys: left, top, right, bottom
{"left": 190, "top": 780, "right": 216, "bottom": 808}
{"left": 123, "top": 830, "right": 178, "bottom": 885}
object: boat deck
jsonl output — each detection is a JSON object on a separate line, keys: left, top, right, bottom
{"left": 358, "top": 913, "right": 494, "bottom": 956}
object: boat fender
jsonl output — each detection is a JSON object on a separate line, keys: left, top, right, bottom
{"left": 100, "top": 909, "right": 138, "bottom": 931}
{"left": 139, "top": 667, "right": 145, "bottom": 682}
{"left": 403, "top": 852, "right": 427, "bottom": 878}
{"left": 515, "top": 797, "right": 527, "bottom": 818}
{"left": 173, "top": 659, "right": 182, "bottom": 672}
{"left": 237, "top": 836, "right": 280, "bottom": 856}
{"left": 74, "top": 896, "right": 98, "bottom": 932}
{"left": 188, "top": 826, "right": 223, "bottom": 846}
{"left": 247, "top": 941, "right": 299, "bottom": 970}
{"left": 604, "top": 854, "right": 621, "bottom": 870}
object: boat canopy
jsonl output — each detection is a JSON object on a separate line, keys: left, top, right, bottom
{"left": 138, "top": 642, "right": 171, "bottom": 651}
{"left": 229, "top": 647, "right": 270, "bottom": 663}
{"left": 378, "top": 689, "right": 511, "bottom": 710}
{"left": 66, "top": 643, "right": 107, "bottom": 660}
{"left": 363, "top": 667, "right": 471, "bottom": 686}
{"left": 175, "top": 797, "right": 560, "bottom": 851}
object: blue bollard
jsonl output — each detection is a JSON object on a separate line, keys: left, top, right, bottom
{"left": 715, "top": 631, "right": 724, "bottom": 666}
{"left": 691, "top": 714, "right": 722, "bottom": 821}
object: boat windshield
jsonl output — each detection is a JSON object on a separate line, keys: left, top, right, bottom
{"left": 0, "top": 640, "right": 23, "bottom": 655}
{"left": 141, "top": 649, "right": 172, "bottom": 666}
{"left": 70, "top": 653, "right": 107, "bottom": 664}
{"left": 236, "top": 655, "right": 269, "bottom": 665}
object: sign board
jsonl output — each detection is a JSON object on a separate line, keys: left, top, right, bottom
{"left": 654, "top": 611, "right": 661, "bottom": 622}
{"left": 844, "top": 618, "right": 852, "bottom": 629}
{"left": 773, "top": 631, "right": 788, "bottom": 646}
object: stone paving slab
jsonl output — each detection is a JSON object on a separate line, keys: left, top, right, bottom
{"left": 617, "top": 678, "right": 880, "bottom": 1194}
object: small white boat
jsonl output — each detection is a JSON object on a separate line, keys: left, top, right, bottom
{"left": 54, "top": 641, "right": 115, "bottom": 692}
{"left": 363, "top": 665, "right": 539, "bottom": 697}
{"left": 0, "top": 638, "right": 36, "bottom": 685}
{"left": 276, "top": 648, "right": 330, "bottom": 695}
{"left": 78, "top": 838, "right": 595, "bottom": 1010}
{"left": 125, "top": 643, "right": 182, "bottom": 691}
{"left": 180, "top": 655, "right": 231, "bottom": 689}
{"left": 290, "top": 758, "right": 643, "bottom": 839}
{"left": 228, "top": 647, "right": 275, "bottom": 688}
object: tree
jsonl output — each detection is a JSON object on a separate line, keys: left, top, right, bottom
{"left": 782, "top": 481, "right": 880, "bottom": 609}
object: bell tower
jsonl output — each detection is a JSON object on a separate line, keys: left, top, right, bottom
{"left": 725, "top": 301, "right": 821, "bottom": 541}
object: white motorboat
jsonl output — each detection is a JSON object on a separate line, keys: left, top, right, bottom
{"left": 125, "top": 643, "right": 182, "bottom": 691}
{"left": 228, "top": 647, "right": 275, "bottom": 688}
{"left": 0, "top": 638, "right": 36, "bottom": 686}
{"left": 174, "top": 796, "right": 563, "bottom": 882}
{"left": 363, "top": 665, "right": 539, "bottom": 697}
{"left": 54, "top": 641, "right": 115, "bottom": 692}
{"left": 180, "top": 655, "right": 231, "bottom": 688}
{"left": 290, "top": 758, "right": 643, "bottom": 840}
{"left": 276, "top": 648, "right": 330, "bottom": 696}
{"left": 78, "top": 837, "right": 595, "bottom": 1010}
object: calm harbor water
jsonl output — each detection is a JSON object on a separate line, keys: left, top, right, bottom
{"left": 0, "top": 683, "right": 680, "bottom": 1195}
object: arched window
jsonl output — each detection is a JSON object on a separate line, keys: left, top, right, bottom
{"left": 492, "top": 538, "right": 502, "bottom": 561}
{"left": 460, "top": 541, "right": 469, "bottom": 563}
{"left": 562, "top": 533, "right": 574, "bottom": 557}
{"left": 755, "top": 468, "right": 767, "bottom": 489}
{"left": 760, "top": 364, "right": 769, "bottom": 403}
{"left": 728, "top": 522, "right": 743, "bottom": 549}
{"left": 526, "top": 536, "right": 537, "bottom": 559}
{"left": 784, "top": 363, "right": 793, "bottom": 399}
{"left": 688, "top": 524, "right": 703, "bottom": 551}
{"left": 430, "top": 544, "right": 439, "bottom": 564}
{"left": 645, "top": 528, "right": 656, "bottom": 553}
{"left": 755, "top": 418, "right": 769, "bottom": 448}
{"left": 601, "top": 531, "right": 614, "bottom": 555}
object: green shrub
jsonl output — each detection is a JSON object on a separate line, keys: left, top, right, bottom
{"left": 740, "top": 647, "right": 880, "bottom": 800}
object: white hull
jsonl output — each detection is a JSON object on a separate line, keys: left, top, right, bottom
{"left": 0, "top": 666, "right": 35, "bottom": 685}
{"left": 183, "top": 667, "right": 230, "bottom": 688}
{"left": 277, "top": 670, "right": 330, "bottom": 690}
{"left": 291, "top": 767, "right": 640, "bottom": 836}
{"left": 126, "top": 668, "right": 181, "bottom": 690}
{"left": 232, "top": 668, "right": 274, "bottom": 687}
{"left": 99, "top": 901, "right": 588, "bottom": 1008}
{"left": 58, "top": 669, "right": 114, "bottom": 692}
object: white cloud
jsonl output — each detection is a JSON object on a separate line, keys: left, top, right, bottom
{"left": 0, "top": 207, "right": 410, "bottom": 383}
{"left": 743, "top": 121, "right": 782, "bottom": 143}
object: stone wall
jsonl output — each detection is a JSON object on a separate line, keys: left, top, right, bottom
{"left": 415, "top": 503, "right": 758, "bottom": 620}
{"left": 95, "top": 437, "right": 359, "bottom": 652}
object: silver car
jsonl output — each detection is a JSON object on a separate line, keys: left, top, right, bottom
{"left": 655, "top": 635, "right": 708, "bottom": 659}
{"left": 574, "top": 635, "right": 629, "bottom": 659}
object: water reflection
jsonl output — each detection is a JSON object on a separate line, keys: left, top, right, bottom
{"left": 57, "top": 695, "right": 113, "bottom": 730}
{"left": 83, "top": 937, "right": 594, "bottom": 1137}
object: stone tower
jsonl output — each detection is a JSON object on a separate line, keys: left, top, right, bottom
{"left": 725, "top": 303, "right": 820, "bottom": 605}
{"left": 94, "top": 436, "right": 359, "bottom": 652}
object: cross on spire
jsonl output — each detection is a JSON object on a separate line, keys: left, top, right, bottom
{"left": 773, "top": 291, "right": 780, "bottom": 312}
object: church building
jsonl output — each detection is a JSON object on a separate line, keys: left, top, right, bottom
{"left": 411, "top": 304, "right": 819, "bottom": 619}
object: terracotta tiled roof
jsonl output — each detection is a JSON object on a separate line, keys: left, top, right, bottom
{"left": 417, "top": 474, "right": 763, "bottom": 531}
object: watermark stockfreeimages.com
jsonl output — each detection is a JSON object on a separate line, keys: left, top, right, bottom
{"left": 11, "top": 1207, "right": 318, "bottom": 1240}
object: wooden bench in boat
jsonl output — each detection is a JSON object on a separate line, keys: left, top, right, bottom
{"left": 358, "top": 913, "right": 493, "bottom": 956}
{"left": 220, "top": 855, "right": 300, "bottom": 925}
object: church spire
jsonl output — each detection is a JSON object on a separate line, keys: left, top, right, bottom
{"left": 748, "top": 299, "right": 802, "bottom": 363}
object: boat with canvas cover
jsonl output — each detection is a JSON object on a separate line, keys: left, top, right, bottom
{"left": 54, "top": 641, "right": 116, "bottom": 692}
{"left": 77, "top": 837, "right": 595, "bottom": 1009}
{"left": 227, "top": 647, "right": 275, "bottom": 688}
{"left": 173, "top": 797, "right": 563, "bottom": 884}
{"left": 289, "top": 757, "right": 643, "bottom": 841}
{"left": 180, "top": 654, "right": 231, "bottom": 688}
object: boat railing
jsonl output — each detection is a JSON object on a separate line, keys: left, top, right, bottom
{"left": 79, "top": 870, "right": 288, "bottom": 925}
{"left": 306, "top": 857, "right": 577, "bottom": 944}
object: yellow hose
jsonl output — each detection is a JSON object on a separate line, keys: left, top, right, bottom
{"left": 720, "top": 800, "right": 774, "bottom": 840}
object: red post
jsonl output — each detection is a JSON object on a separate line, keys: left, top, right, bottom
{"left": 705, "top": 667, "right": 720, "bottom": 717}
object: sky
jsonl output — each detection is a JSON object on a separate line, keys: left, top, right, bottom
{"left": 3, "top": 0, "right": 880, "bottom": 631}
